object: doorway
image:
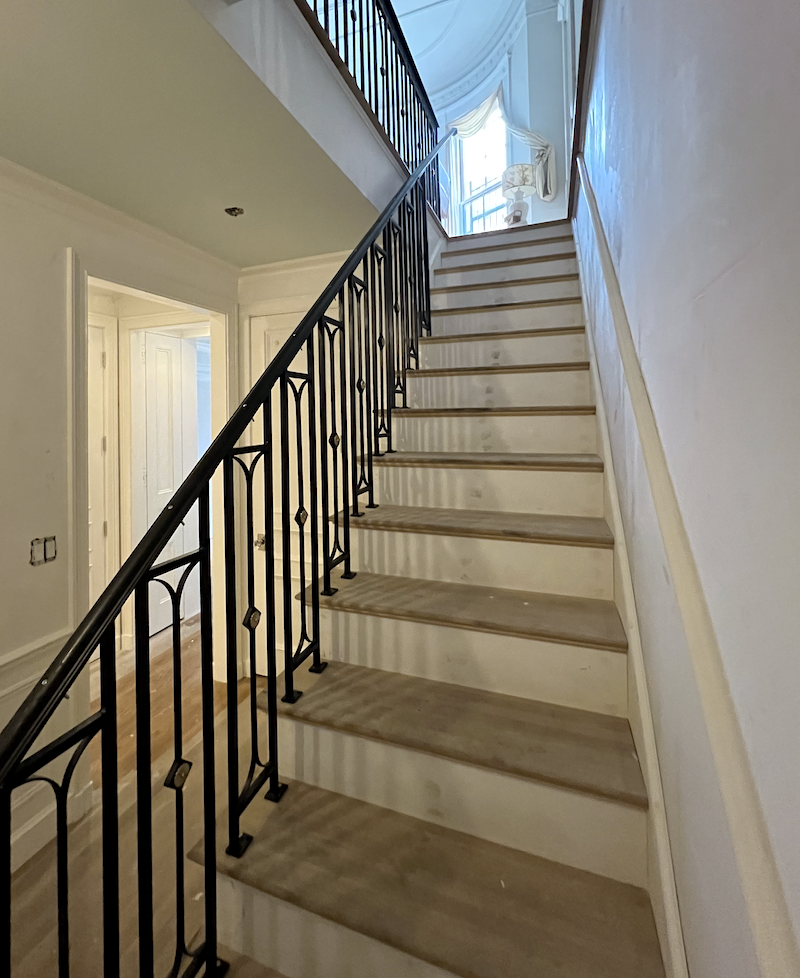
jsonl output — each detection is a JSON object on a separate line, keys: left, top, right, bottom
{"left": 86, "top": 279, "right": 219, "bottom": 653}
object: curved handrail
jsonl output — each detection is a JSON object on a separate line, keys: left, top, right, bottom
{"left": 0, "top": 128, "right": 456, "bottom": 787}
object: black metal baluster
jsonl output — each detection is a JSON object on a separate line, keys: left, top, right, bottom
{"left": 0, "top": 787, "right": 10, "bottom": 977}
{"left": 198, "top": 486, "right": 225, "bottom": 977}
{"left": 346, "top": 279, "right": 361, "bottom": 519}
{"left": 368, "top": 245, "right": 383, "bottom": 469}
{"left": 262, "top": 401, "right": 286, "bottom": 802}
{"left": 419, "top": 179, "right": 433, "bottom": 334}
{"left": 384, "top": 223, "right": 397, "bottom": 453}
{"left": 305, "top": 337, "right": 327, "bottom": 674}
{"left": 99, "top": 624, "right": 120, "bottom": 978}
{"left": 317, "top": 321, "right": 335, "bottom": 597}
{"left": 134, "top": 581, "right": 154, "bottom": 978}
{"left": 337, "top": 291, "right": 357, "bottom": 579}
{"left": 223, "top": 456, "right": 249, "bottom": 857}
{"left": 357, "top": 0, "right": 366, "bottom": 95}
{"left": 279, "top": 374, "right": 300, "bottom": 703}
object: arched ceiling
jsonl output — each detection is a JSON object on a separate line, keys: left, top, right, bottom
{"left": 395, "top": 0, "right": 523, "bottom": 105}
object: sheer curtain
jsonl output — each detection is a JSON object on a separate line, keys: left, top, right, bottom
{"left": 449, "top": 85, "right": 557, "bottom": 202}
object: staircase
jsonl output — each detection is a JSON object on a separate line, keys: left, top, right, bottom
{"left": 210, "top": 221, "right": 666, "bottom": 978}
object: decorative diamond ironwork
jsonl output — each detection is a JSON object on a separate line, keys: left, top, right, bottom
{"left": 329, "top": 433, "right": 340, "bottom": 449}
{"left": 393, "top": 301, "right": 400, "bottom": 314}
{"left": 295, "top": 508, "right": 309, "bottom": 528}
{"left": 378, "top": 335, "right": 385, "bottom": 350}
{"left": 243, "top": 606, "right": 261, "bottom": 631}
{"left": 164, "top": 758, "right": 192, "bottom": 791}
{"left": 357, "top": 379, "right": 366, "bottom": 393}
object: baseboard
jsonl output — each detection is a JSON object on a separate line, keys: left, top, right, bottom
{"left": 578, "top": 301, "right": 688, "bottom": 977}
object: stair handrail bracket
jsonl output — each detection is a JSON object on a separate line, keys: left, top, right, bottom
{"left": 0, "top": 127, "right": 454, "bottom": 977}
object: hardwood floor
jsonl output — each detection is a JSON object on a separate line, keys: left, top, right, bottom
{"left": 12, "top": 623, "right": 254, "bottom": 977}
{"left": 88, "top": 617, "right": 236, "bottom": 785}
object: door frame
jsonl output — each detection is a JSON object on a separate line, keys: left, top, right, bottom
{"left": 67, "top": 251, "right": 236, "bottom": 676}
{"left": 86, "top": 311, "right": 121, "bottom": 608}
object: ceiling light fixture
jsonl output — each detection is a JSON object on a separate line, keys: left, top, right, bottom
{"left": 225, "top": 207, "right": 245, "bottom": 217}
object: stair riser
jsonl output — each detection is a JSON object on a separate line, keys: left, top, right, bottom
{"left": 420, "top": 331, "right": 587, "bottom": 368}
{"left": 320, "top": 609, "right": 628, "bottom": 716}
{"left": 440, "top": 239, "right": 574, "bottom": 267}
{"left": 393, "top": 413, "right": 596, "bottom": 454}
{"left": 445, "top": 224, "right": 571, "bottom": 252}
{"left": 407, "top": 369, "right": 592, "bottom": 409}
{"left": 432, "top": 302, "right": 583, "bottom": 335}
{"left": 218, "top": 876, "right": 456, "bottom": 978}
{"left": 434, "top": 255, "right": 578, "bottom": 289}
{"left": 278, "top": 718, "right": 648, "bottom": 887}
{"left": 375, "top": 465, "right": 604, "bottom": 517}
{"left": 432, "top": 278, "right": 581, "bottom": 311}
{"left": 349, "top": 528, "right": 614, "bottom": 599}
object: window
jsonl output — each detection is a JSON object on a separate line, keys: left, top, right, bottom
{"left": 458, "top": 105, "right": 508, "bottom": 235}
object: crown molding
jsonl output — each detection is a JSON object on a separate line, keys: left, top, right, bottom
{"left": 431, "top": 0, "right": 527, "bottom": 113}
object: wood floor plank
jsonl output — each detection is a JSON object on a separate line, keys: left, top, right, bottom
{"left": 431, "top": 295, "right": 582, "bottom": 316}
{"left": 431, "top": 272, "right": 579, "bottom": 295}
{"left": 412, "top": 360, "right": 589, "bottom": 377}
{"left": 339, "top": 504, "right": 614, "bottom": 548}
{"left": 419, "top": 324, "right": 586, "bottom": 344}
{"left": 434, "top": 250, "right": 577, "bottom": 277}
{"left": 272, "top": 662, "right": 647, "bottom": 807}
{"left": 373, "top": 450, "right": 603, "bottom": 471}
{"left": 209, "top": 782, "right": 664, "bottom": 978}
{"left": 314, "top": 571, "right": 628, "bottom": 651}
{"left": 395, "top": 404, "right": 595, "bottom": 417}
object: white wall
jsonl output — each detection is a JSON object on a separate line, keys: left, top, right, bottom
{"left": 574, "top": 0, "right": 800, "bottom": 972}
{"left": 0, "top": 155, "right": 238, "bottom": 862}
{"left": 525, "top": 1, "right": 568, "bottom": 221}
{"left": 188, "top": 0, "right": 409, "bottom": 212}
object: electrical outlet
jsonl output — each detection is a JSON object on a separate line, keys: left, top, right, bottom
{"left": 30, "top": 536, "right": 57, "bottom": 566}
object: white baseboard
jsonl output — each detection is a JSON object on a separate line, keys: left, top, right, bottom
{"left": 577, "top": 292, "right": 688, "bottom": 977}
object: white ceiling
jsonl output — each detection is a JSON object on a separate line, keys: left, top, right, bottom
{"left": 395, "top": 0, "right": 522, "bottom": 102}
{"left": 0, "top": 0, "right": 378, "bottom": 269}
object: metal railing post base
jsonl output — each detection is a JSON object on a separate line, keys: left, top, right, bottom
{"left": 226, "top": 834, "right": 254, "bottom": 859}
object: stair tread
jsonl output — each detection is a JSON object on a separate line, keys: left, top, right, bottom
{"left": 411, "top": 360, "right": 589, "bottom": 377}
{"left": 394, "top": 405, "right": 596, "bottom": 417}
{"left": 213, "top": 783, "right": 663, "bottom": 978}
{"left": 317, "top": 570, "right": 627, "bottom": 651}
{"left": 373, "top": 450, "right": 603, "bottom": 471}
{"left": 435, "top": 250, "right": 577, "bottom": 276}
{"left": 441, "top": 232, "right": 574, "bottom": 259}
{"left": 432, "top": 295, "right": 581, "bottom": 315}
{"left": 343, "top": 504, "right": 613, "bottom": 547}
{"left": 275, "top": 662, "right": 647, "bottom": 807}
{"left": 421, "top": 325, "right": 585, "bottom": 344}
{"left": 431, "top": 272, "right": 579, "bottom": 294}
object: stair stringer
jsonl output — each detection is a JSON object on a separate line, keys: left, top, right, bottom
{"left": 579, "top": 256, "right": 689, "bottom": 978}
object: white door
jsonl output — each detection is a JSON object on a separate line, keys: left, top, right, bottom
{"left": 87, "top": 325, "right": 108, "bottom": 605}
{"left": 129, "top": 330, "right": 204, "bottom": 636}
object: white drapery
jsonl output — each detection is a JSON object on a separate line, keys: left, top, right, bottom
{"left": 449, "top": 85, "right": 557, "bottom": 202}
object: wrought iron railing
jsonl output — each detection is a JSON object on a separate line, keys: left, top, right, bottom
{"left": 0, "top": 129, "right": 454, "bottom": 977}
{"left": 293, "top": 0, "right": 443, "bottom": 214}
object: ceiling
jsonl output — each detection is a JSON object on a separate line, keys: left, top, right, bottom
{"left": 395, "top": 0, "right": 522, "bottom": 102}
{"left": 0, "top": 0, "right": 378, "bottom": 269}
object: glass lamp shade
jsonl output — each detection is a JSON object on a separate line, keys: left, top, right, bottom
{"left": 502, "top": 163, "right": 537, "bottom": 199}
